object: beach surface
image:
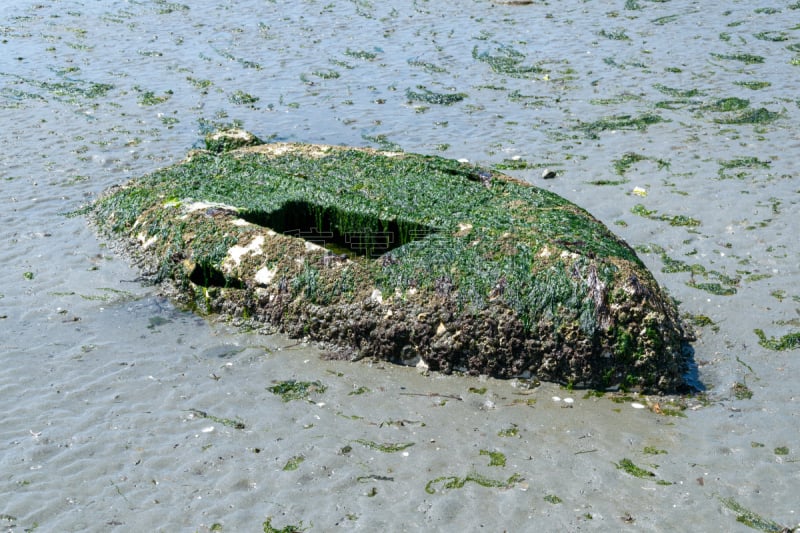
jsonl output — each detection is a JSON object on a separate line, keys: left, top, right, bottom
{"left": 1, "top": 1, "right": 798, "bottom": 531}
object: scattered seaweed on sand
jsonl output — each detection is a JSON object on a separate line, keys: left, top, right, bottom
{"left": 425, "top": 472, "right": 523, "bottom": 494}
{"left": 579, "top": 113, "right": 666, "bottom": 138}
{"left": 354, "top": 439, "right": 414, "bottom": 453}
{"left": 479, "top": 449, "right": 507, "bottom": 467}
{"left": 405, "top": 86, "right": 467, "bottom": 106}
{"left": 718, "top": 496, "right": 792, "bottom": 533}
{"left": 267, "top": 380, "right": 327, "bottom": 402}
{"left": 615, "top": 458, "right": 671, "bottom": 484}
{"left": 282, "top": 455, "right": 305, "bottom": 471}
{"left": 262, "top": 517, "right": 307, "bottom": 533}
{"left": 188, "top": 408, "right": 245, "bottom": 429}
{"left": 753, "top": 329, "right": 800, "bottom": 351}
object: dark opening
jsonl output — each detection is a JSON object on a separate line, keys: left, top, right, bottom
{"left": 189, "top": 262, "right": 244, "bottom": 289}
{"left": 240, "top": 200, "right": 436, "bottom": 258}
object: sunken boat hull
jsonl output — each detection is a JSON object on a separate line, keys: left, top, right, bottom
{"left": 90, "top": 131, "right": 692, "bottom": 392}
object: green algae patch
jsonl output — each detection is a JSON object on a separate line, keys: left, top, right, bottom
{"left": 479, "top": 449, "right": 507, "bottom": 467}
{"left": 754, "top": 329, "right": 800, "bottom": 351}
{"left": 268, "top": 380, "right": 326, "bottom": 402}
{"left": 262, "top": 517, "right": 307, "bottom": 533}
{"left": 719, "top": 496, "right": 791, "bottom": 533}
{"left": 88, "top": 131, "right": 693, "bottom": 392}
{"left": 405, "top": 86, "right": 467, "bottom": 105}
{"left": 579, "top": 113, "right": 666, "bottom": 139}
{"left": 710, "top": 53, "right": 765, "bottom": 64}
{"left": 714, "top": 107, "right": 781, "bottom": 125}
{"left": 615, "top": 458, "right": 656, "bottom": 479}
{"left": 613, "top": 152, "right": 670, "bottom": 176}
{"left": 282, "top": 455, "right": 305, "bottom": 471}
{"left": 354, "top": 439, "right": 414, "bottom": 453}
{"left": 631, "top": 204, "right": 701, "bottom": 227}
{"left": 425, "top": 472, "right": 523, "bottom": 494}
{"left": 498, "top": 425, "right": 520, "bottom": 438}
{"left": 472, "top": 44, "right": 548, "bottom": 79}
{"left": 189, "top": 408, "right": 246, "bottom": 430}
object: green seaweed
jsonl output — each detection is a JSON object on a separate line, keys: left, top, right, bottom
{"left": 153, "top": 1, "right": 189, "bottom": 14}
{"left": 719, "top": 496, "right": 789, "bottom": 533}
{"left": 311, "top": 69, "right": 340, "bottom": 79}
{"left": 653, "top": 84, "right": 704, "bottom": 98}
{"left": 770, "top": 290, "right": 786, "bottom": 302}
{"left": 615, "top": 458, "right": 655, "bottom": 479}
{"left": 405, "top": 86, "right": 466, "bottom": 106}
{"left": 704, "top": 97, "right": 750, "bottom": 112}
{"left": 229, "top": 90, "right": 259, "bottom": 105}
{"left": 613, "top": 152, "right": 670, "bottom": 176}
{"left": 687, "top": 314, "right": 715, "bottom": 328}
{"left": 282, "top": 455, "right": 305, "bottom": 471}
{"left": 472, "top": 44, "right": 547, "bottom": 79}
{"left": 631, "top": 204, "right": 700, "bottom": 227}
{"left": 344, "top": 48, "right": 377, "bottom": 60}
{"left": 498, "top": 425, "right": 519, "bottom": 437}
{"left": 188, "top": 409, "right": 245, "bottom": 429}
{"left": 543, "top": 494, "right": 563, "bottom": 504}
{"left": 774, "top": 446, "right": 789, "bottom": 456}
{"left": 2, "top": 74, "right": 113, "bottom": 105}
{"left": 599, "top": 29, "right": 630, "bottom": 40}
{"left": 479, "top": 449, "right": 507, "bottom": 467}
{"left": 425, "top": 472, "right": 523, "bottom": 494}
{"left": 579, "top": 113, "right": 666, "bottom": 138}
{"left": 407, "top": 59, "right": 447, "bottom": 73}
{"left": 732, "top": 382, "right": 753, "bottom": 400}
{"left": 643, "top": 446, "right": 667, "bottom": 455}
{"left": 687, "top": 281, "right": 737, "bottom": 296}
{"left": 262, "top": 517, "right": 307, "bottom": 533}
{"left": 267, "top": 380, "right": 327, "bottom": 402}
{"left": 714, "top": 108, "right": 780, "bottom": 125}
{"left": 710, "top": 53, "right": 765, "bottom": 64}
{"left": 214, "top": 47, "right": 262, "bottom": 69}
{"left": 354, "top": 439, "right": 414, "bottom": 453}
{"left": 493, "top": 158, "right": 533, "bottom": 170}
{"left": 360, "top": 133, "right": 402, "bottom": 151}
{"left": 135, "top": 87, "right": 172, "bottom": 106}
{"left": 652, "top": 14, "right": 680, "bottom": 25}
{"left": 753, "top": 31, "right": 788, "bottom": 41}
{"left": 718, "top": 156, "right": 771, "bottom": 170}
{"left": 754, "top": 329, "right": 800, "bottom": 351}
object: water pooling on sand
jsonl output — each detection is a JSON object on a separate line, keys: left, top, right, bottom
{"left": 1, "top": 1, "right": 798, "bottom": 531}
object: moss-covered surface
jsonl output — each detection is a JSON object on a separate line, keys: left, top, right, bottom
{"left": 88, "top": 130, "right": 693, "bottom": 392}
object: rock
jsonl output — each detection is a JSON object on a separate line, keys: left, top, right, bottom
{"left": 88, "top": 130, "right": 693, "bottom": 392}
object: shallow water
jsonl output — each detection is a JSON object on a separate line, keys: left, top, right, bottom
{"left": 1, "top": 0, "right": 799, "bottom": 531}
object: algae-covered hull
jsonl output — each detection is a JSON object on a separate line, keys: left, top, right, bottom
{"left": 90, "top": 130, "right": 692, "bottom": 392}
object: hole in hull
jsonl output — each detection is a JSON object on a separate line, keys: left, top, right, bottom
{"left": 240, "top": 200, "right": 437, "bottom": 258}
{"left": 189, "top": 262, "right": 244, "bottom": 289}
